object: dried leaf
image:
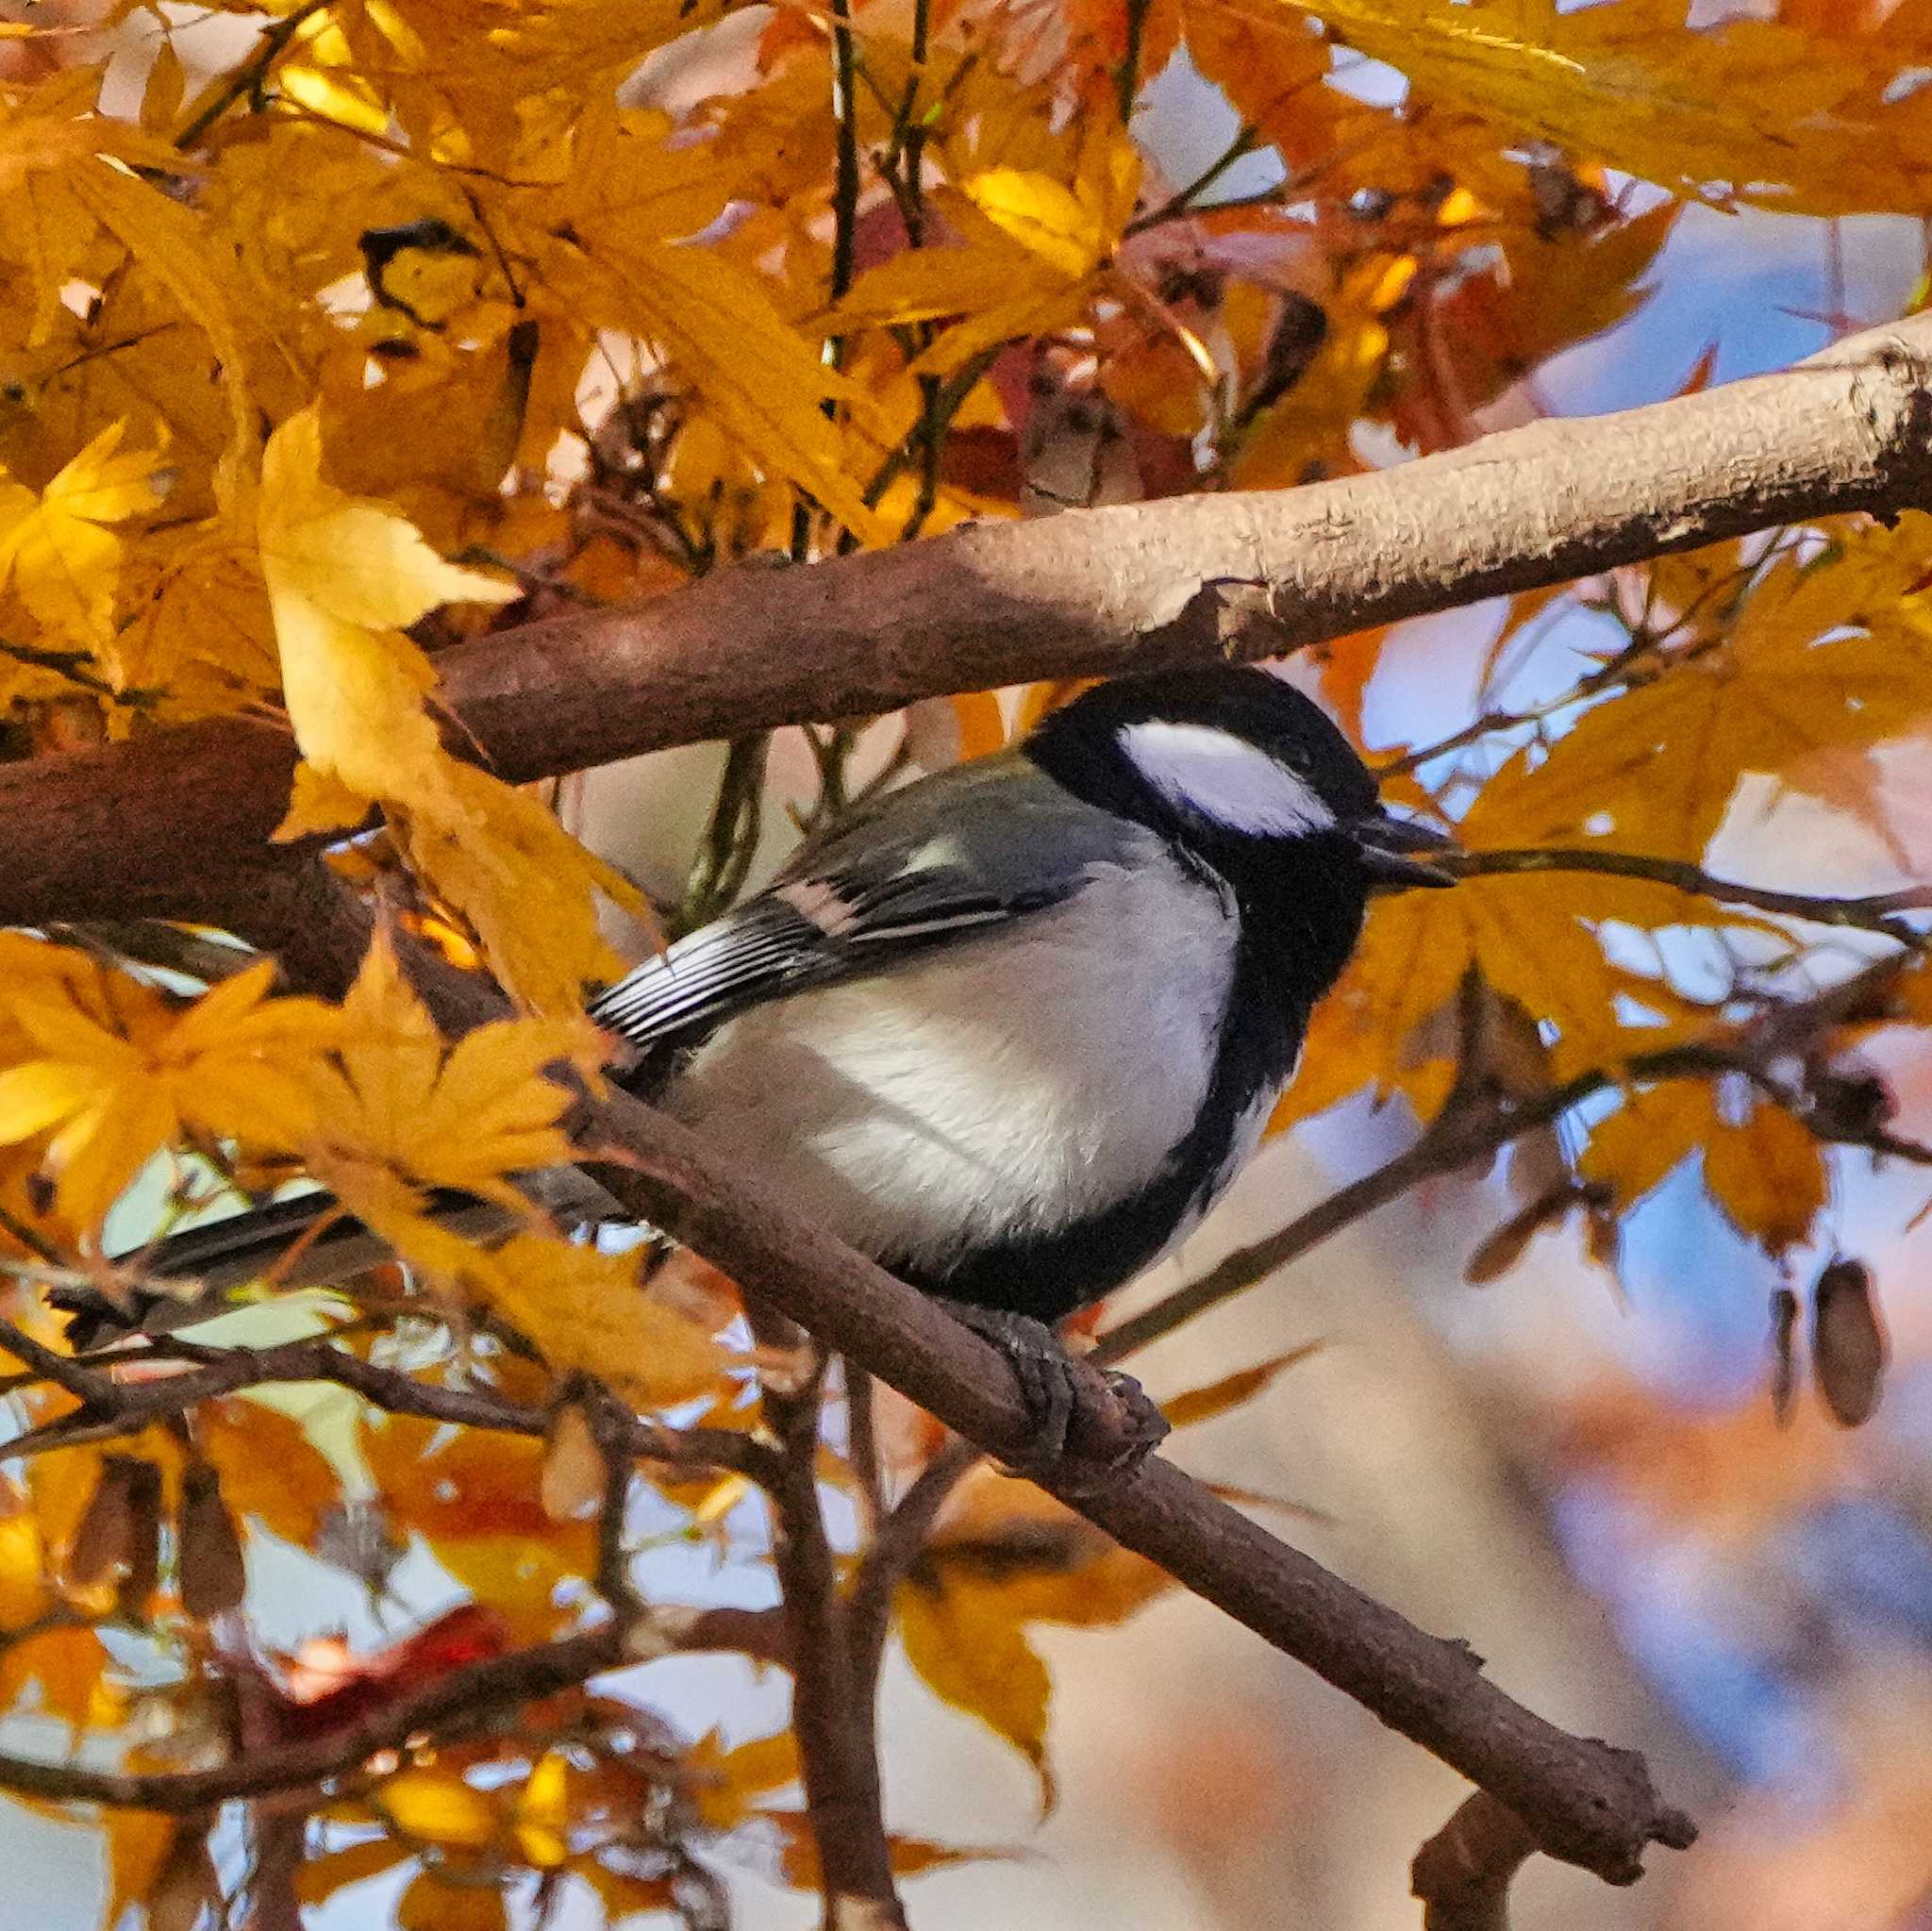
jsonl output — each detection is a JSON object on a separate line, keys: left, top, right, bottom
{"left": 1770, "top": 1286, "right": 1800, "bottom": 1427}
{"left": 1464, "top": 1185, "right": 1579, "bottom": 1285}
{"left": 67, "top": 1454, "right": 144, "bottom": 1590}
{"left": 540, "top": 1402, "right": 608, "bottom": 1523}
{"left": 1162, "top": 1345, "right": 1322, "bottom": 1429}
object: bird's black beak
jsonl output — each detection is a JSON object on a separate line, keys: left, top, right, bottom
{"left": 1355, "top": 811, "right": 1458, "bottom": 891}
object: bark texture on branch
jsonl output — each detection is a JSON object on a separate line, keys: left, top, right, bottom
{"left": 4, "top": 314, "right": 1932, "bottom": 927}
{"left": 566, "top": 1078, "right": 1698, "bottom": 1888}
{"left": 200, "top": 906, "right": 1700, "bottom": 1891}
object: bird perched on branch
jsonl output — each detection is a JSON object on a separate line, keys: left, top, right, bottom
{"left": 119, "top": 666, "right": 1454, "bottom": 1462}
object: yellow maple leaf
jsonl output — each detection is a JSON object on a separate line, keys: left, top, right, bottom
{"left": 258, "top": 406, "right": 516, "bottom": 821}
{"left": 896, "top": 1476, "right": 1173, "bottom": 1811}
{"left": 1280, "top": 0, "right": 1932, "bottom": 215}
{"left": 375, "top": 1767, "right": 501, "bottom": 1850}
{"left": 400, "top": 764, "right": 647, "bottom": 1021}
{"left": 0, "top": 1490, "right": 49, "bottom": 1634}
{"left": 471, "top": 1232, "right": 725, "bottom": 1411}
{"left": 66, "top": 151, "right": 259, "bottom": 479}
{"left": 0, "top": 957, "right": 341, "bottom": 1231}
{"left": 1583, "top": 1079, "right": 1829, "bottom": 1256}
{"left": 1480, "top": 521, "right": 1932, "bottom": 860}
{"left": 112, "top": 525, "right": 280, "bottom": 719}
{"left": 302, "top": 931, "right": 602, "bottom": 1277}
{"left": 258, "top": 408, "right": 646, "bottom": 1010}
{"left": 0, "top": 422, "right": 171, "bottom": 648}
{"left": 688, "top": 1725, "right": 802, "bottom": 1831}
{"left": 359, "top": 1410, "right": 595, "bottom": 1640}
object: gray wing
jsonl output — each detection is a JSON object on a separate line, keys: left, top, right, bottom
{"left": 590, "top": 751, "right": 1132, "bottom": 1053}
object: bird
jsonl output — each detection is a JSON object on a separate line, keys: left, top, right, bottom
{"left": 109, "top": 666, "right": 1454, "bottom": 1455}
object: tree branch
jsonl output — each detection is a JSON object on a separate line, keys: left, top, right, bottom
{"left": 1095, "top": 954, "right": 1916, "bottom": 1364}
{"left": 1411, "top": 1792, "right": 1541, "bottom": 1931}
{"left": 0, "top": 1629, "right": 621, "bottom": 1811}
{"left": 85, "top": 869, "right": 1702, "bottom": 1889}
{"left": 0, "top": 1332, "right": 771, "bottom": 1479}
{"left": 566, "top": 1080, "right": 1699, "bottom": 1886}
{"left": 1446, "top": 847, "right": 1932, "bottom": 940}
{"left": 755, "top": 1325, "right": 906, "bottom": 1927}
{"left": 6, "top": 315, "right": 1932, "bottom": 928}
{"left": 0, "top": 1607, "right": 782, "bottom": 1812}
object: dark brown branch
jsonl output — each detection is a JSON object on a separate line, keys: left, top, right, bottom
{"left": 7, "top": 315, "right": 1932, "bottom": 930}
{"left": 1447, "top": 848, "right": 1932, "bottom": 940}
{"left": 0, "top": 1601, "right": 778, "bottom": 1814}
{"left": 0, "top": 1334, "right": 771, "bottom": 1479}
{"left": 0, "top": 1628, "right": 622, "bottom": 1810}
{"left": 0, "top": 1319, "right": 116, "bottom": 1409}
{"left": 568, "top": 1082, "right": 1698, "bottom": 1886}
{"left": 1412, "top": 1792, "right": 1541, "bottom": 1931}
{"left": 168, "top": 874, "right": 1701, "bottom": 1891}
{"left": 756, "top": 1328, "right": 906, "bottom": 1927}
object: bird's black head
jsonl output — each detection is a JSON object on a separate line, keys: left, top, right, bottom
{"left": 1022, "top": 665, "right": 1453, "bottom": 887}
{"left": 1023, "top": 665, "right": 1455, "bottom": 1007}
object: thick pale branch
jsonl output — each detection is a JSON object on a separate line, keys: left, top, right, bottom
{"left": 6, "top": 315, "right": 1932, "bottom": 927}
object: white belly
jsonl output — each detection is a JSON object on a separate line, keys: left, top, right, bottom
{"left": 665, "top": 857, "right": 1238, "bottom": 1275}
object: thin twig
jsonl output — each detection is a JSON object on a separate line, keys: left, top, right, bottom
{"left": 0, "top": 1334, "right": 773, "bottom": 1479}
{"left": 1445, "top": 847, "right": 1932, "bottom": 941}
{"left": 172, "top": 0, "right": 329, "bottom": 149}
{"left": 1098, "top": 955, "right": 1918, "bottom": 1363}
{"left": 847, "top": 1437, "right": 980, "bottom": 1742}
{"left": 1125, "top": 125, "right": 1261, "bottom": 237}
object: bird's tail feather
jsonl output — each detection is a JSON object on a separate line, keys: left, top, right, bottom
{"left": 71, "top": 1168, "right": 627, "bottom": 1344}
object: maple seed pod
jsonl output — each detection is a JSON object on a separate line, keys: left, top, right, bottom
{"left": 1812, "top": 1257, "right": 1888, "bottom": 1428}
{"left": 1769, "top": 1288, "right": 1800, "bottom": 1427}
{"left": 115, "top": 1459, "right": 165, "bottom": 1621}
{"left": 178, "top": 1462, "right": 249, "bottom": 1620}
{"left": 67, "top": 1455, "right": 147, "bottom": 1589}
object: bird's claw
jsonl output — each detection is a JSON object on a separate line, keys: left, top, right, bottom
{"left": 939, "top": 1303, "right": 1170, "bottom": 1491}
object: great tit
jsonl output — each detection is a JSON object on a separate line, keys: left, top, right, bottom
{"left": 112, "top": 667, "right": 1453, "bottom": 1357}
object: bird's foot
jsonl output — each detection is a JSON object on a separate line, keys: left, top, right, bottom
{"left": 938, "top": 1303, "right": 1169, "bottom": 1491}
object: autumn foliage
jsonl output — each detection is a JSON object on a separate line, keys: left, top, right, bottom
{"left": 0, "top": 0, "right": 1929, "bottom": 1923}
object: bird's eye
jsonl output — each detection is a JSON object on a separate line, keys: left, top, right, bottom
{"left": 1117, "top": 722, "right": 1336, "bottom": 836}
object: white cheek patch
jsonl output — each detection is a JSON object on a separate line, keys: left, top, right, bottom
{"left": 1117, "top": 720, "right": 1336, "bottom": 836}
